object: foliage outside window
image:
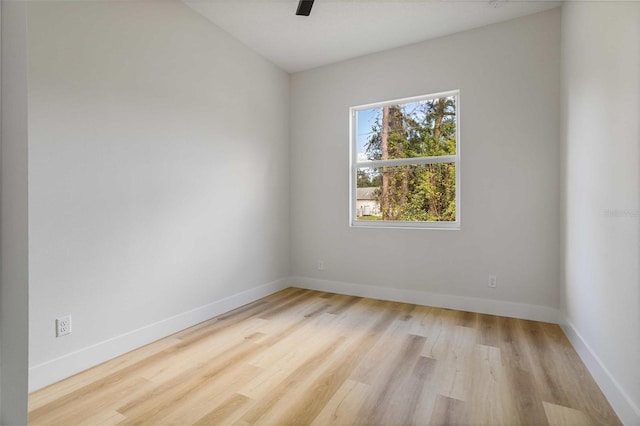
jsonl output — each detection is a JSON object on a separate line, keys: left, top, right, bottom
{"left": 350, "top": 91, "right": 460, "bottom": 229}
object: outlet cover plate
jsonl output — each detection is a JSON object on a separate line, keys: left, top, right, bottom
{"left": 488, "top": 275, "right": 497, "bottom": 288}
{"left": 56, "top": 315, "right": 72, "bottom": 337}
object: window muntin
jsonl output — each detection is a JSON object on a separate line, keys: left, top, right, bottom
{"left": 350, "top": 91, "right": 460, "bottom": 229}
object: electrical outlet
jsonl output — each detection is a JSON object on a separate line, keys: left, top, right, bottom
{"left": 56, "top": 315, "right": 72, "bottom": 337}
{"left": 317, "top": 260, "right": 325, "bottom": 270}
{"left": 488, "top": 275, "right": 497, "bottom": 288}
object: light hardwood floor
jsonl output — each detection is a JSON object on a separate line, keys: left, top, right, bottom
{"left": 29, "top": 288, "right": 621, "bottom": 425}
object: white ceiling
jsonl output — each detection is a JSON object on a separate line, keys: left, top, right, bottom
{"left": 185, "top": 0, "right": 560, "bottom": 73}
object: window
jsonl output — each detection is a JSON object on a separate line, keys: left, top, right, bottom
{"left": 350, "top": 90, "right": 460, "bottom": 229}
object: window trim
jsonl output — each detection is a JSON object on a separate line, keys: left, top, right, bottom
{"left": 349, "top": 90, "right": 461, "bottom": 230}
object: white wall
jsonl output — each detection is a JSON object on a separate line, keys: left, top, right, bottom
{"left": 0, "top": 1, "right": 29, "bottom": 423}
{"left": 290, "top": 9, "right": 562, "bottom": 315}
{"left": 27, "top": 0, "right": 289, "bottom": 389}
{"left": 561, "top": 2, "right": 640, "bottom": 424}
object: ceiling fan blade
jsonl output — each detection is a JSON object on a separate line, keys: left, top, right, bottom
{"left": 296, "top": 0, "right": 314, "bottom": 16}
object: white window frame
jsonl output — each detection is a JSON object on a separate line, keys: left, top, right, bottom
{"left": 349, "top": 90, "right": 461, "bottom": 230}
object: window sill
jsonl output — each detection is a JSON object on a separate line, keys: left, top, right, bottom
{"left": 350, "top": 220, "right": 460, "bottom": 230}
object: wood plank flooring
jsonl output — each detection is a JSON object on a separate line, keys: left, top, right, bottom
{"left": 29, "top": 288, "right": 621, "bottom": 425}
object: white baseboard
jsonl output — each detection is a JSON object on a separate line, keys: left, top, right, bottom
{"left": 560, "top": 318, "right": 640, "bottom": 426}
{"left": 28, "top": 278, "right": 289, "bottom": 393}
{"left": 288, "top": 276, "right": 559, "bottom": 323}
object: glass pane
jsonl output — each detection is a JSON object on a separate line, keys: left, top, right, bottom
{"left": 355, "top": 164, "right": 456, "bottom": 222}
{"left": 356, "top": 96, "right": 457, "bottom": 162}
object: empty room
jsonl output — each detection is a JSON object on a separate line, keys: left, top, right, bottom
{"left": 1, "top": 0, "right": 639, "bottom": 424}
